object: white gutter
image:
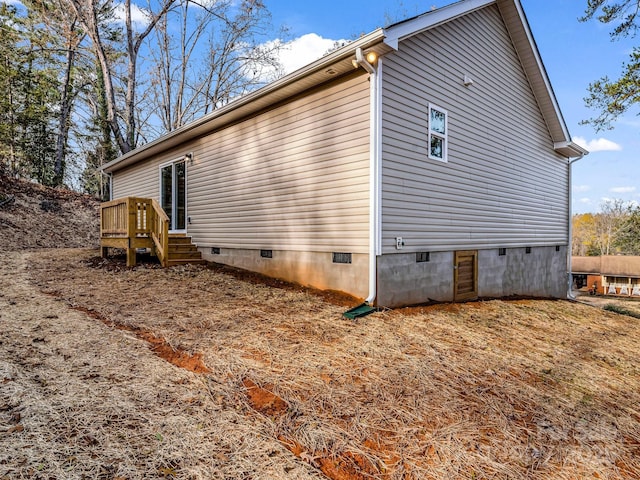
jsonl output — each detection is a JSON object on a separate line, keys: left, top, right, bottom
{"left": 355, "top": 47, "right": 381, "bottom": 305}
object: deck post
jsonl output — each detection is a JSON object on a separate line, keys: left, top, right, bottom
{"left": 126, "top": 198, "right": 137, "bottom": 267}
{"left": 126, "top": 246, "right": 136, "bottom": 267}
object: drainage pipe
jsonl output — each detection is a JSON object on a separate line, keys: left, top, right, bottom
{"left": 355, "top": 47, "right": 380, "bottom": 305}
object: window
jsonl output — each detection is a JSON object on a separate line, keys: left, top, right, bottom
{"left": 498, "top": 248, "right": 506, "bottom": 256}
{"left": 428, "top": 104, "right": 448, "bottom": 162}
{"left": 525, "top": 247, "right": 532, "bottom": 254}
{"left": 260, "top": 249, "right": 273, "bottom": 258}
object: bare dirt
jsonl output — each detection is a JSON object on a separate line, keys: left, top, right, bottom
{"left": 1, "top": 177, "right": 639, "bottom": 479}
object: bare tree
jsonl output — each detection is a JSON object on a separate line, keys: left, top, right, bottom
{"left": 593, "top": 199, "right": 629, "bottom": 255}
{"left": 68, "top": 0, "right": 178, "bottom": 154}
{"left": 147, "top": 0, "right": 285, "bottom": 133}
{"left": 23, "top": 0, "right": 87, "bottom": 186}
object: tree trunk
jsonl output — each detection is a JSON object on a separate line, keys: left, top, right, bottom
{"left": 53, "top": 22, "right": 78, "bottom": 186}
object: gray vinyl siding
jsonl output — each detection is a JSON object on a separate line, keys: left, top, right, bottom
{"left": 380, "top": 4, "right": 569, "bottom": 254}
{"left": 113, "top": 72, "right": 371, "bottom": 253}
{"left": 112, "top": 160, "right": 158, "bottom": 200}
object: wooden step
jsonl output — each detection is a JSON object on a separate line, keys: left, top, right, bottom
{"left": 168, "top": 244, "right": 199, "bottom": 253}
{"left": 165, "top": 234, "right": 204, "bottom": 266}
{"left": 169, "top": 251, "right": 202, "bottom": 260}
{"left": 168, "top": 236, "right": 195, "bottom": 245}
{"left": 166, "top": 258, "right": 207, "bottom": 267}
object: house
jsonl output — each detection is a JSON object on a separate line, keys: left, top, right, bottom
{"left": 572, "top": 256, "right": 640, "bottom": 296}
{"left": 101, "top": 0, "right": 588, "bottom": 307}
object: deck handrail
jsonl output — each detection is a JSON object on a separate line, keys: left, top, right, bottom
{"left": 100, "top": 196, "right": 169, "bottom": 267}
{"left": 150, "top": 198, "right": 169, "bottom": 267}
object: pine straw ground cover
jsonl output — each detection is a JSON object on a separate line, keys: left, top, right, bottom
{"left": 2, "top": 248, "right": 638, "bottom": 479}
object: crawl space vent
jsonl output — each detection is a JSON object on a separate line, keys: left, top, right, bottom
{"left": 416, "top": 252, "right": 430, "bottom": 263}
{"left": 332, "top": 252, "right": 352, "bottom": 264}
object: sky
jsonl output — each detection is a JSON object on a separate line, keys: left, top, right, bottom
{"left": 262, "top": 0, "right": 639, "bottom": 214}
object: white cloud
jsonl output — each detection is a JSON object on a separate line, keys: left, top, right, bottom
{"left": 579, "top": 197, "right": 592, "bottom": 205}
{"left": 572, "top": 136, "right": 622, "bottom": 152}
{"left": 251, "top": 33, "right": 350, "bottom": 85}
{"left": 3, "top": 0, "right": 24, "bottom": 5}
{"left": 276, "top": 33, "right": 349, "bottom": 75}
{"left": 610, "top": 186, "right": 637, "bottom": 194}
{"left": 573, "top": 185, "right": 590, "bottom": 193}
{"left": 112, "top": 2, "right": 149, "bottom": 27}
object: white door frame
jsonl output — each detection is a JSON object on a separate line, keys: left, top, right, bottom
{"left": 159, "top": 158, "right": 188, "bottom": 233}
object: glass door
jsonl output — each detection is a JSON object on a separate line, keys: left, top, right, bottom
{"left": 160, "top": 160, "right": 186, "bottom": 232}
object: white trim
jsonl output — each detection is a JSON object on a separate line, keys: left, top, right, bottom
{"left": 366, "top": 57, "right": 380, "bottom": 303}
{"left": 384, "top": 0, "right": 495, "bottom": 50}
{"left": 375, "top": 60, "right": 383, "bottom": 257}
{"left": 355, "top": 48, "right": 381, "bottom": 304}
{"left": 159, "top": 157, "right": 188, "bottom": 233}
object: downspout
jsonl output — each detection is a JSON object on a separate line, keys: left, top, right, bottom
{"left": 567, "top": 153, "right": 585, "bottom": 299}
{"left": 355, "top": 47, "right": 380, "bottom": 305}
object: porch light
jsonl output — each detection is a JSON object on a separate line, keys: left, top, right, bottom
{"left": 184, "top": 152, "right": 193, "bottom": 164}
{"left": 366, "top": 51, "right": 378, "bottom": 64}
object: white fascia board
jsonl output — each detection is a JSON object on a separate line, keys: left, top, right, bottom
{"left": 383, "top": 0, "right": 495, "bottom": 50}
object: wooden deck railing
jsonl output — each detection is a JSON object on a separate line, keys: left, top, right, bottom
{"left": 150, "top": 198, "right": 169, "bottom": 267}
{"left": 100, "top": 197, "right": 169, "bottom": 267}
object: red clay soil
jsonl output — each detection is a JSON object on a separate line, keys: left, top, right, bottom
{"left": 242, "top": 379, "right": 289, "bottom": 416}
{"left": 62, "top": 300, "right": 211, "bottom": 374}
{"left": 136, "top": 330, "right": 211, "bottom": 374}
{"left": 242, "top": 378, "right": 387, "bottom": 480}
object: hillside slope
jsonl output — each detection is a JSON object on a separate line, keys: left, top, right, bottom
{"left": 0, "top": 176, "right": 99, "bottom": 250}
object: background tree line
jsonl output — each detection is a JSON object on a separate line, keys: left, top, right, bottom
{"left": 573, "top": 199, "right": 640, "bottom": 256}
{"left": 0, "top": 0, "right": 284, "bottom": 198}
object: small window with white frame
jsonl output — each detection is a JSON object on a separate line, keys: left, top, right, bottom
{"left": 428, "top": 103, "right": 448, "bottom": 162}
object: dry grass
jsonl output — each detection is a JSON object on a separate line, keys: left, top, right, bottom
{"left": 2, "top": 248, "right": 636, "bottom": 479}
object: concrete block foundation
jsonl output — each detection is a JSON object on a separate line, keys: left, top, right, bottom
{"left": 376, "top": 246, "right": 568, "bottom": 307}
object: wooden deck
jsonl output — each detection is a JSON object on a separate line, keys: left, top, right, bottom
{"left": 100, "top": 197, "right": 204, "bottom": 267}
